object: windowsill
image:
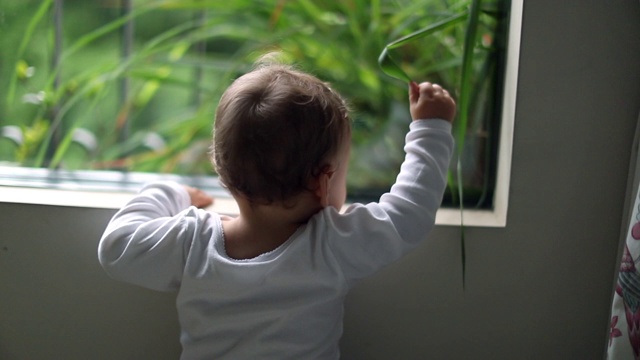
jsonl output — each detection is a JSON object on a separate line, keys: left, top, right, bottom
{"left": 0, "top": 184, "right": 506, "bottom": 227}
{"left": 0, "top": 185, "right": 240, "bottom": 215}
{"left": 0, "top": 165, "right": 239, "bottom": 216}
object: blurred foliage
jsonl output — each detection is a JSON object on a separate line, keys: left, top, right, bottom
{"left": 0, "top": 0, "right": 511, "bottom": 207}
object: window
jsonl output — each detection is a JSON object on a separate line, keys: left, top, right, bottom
{"left": 0, "top": 0, "right": 521, "bottom": 226}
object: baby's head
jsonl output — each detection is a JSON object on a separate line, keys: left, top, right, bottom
{"left": 212, "top": 61, "right": 351, "bottom": 206}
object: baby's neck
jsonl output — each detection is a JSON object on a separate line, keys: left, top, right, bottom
{"left": 221, "top": 194, "right": 323, "bottom": 260}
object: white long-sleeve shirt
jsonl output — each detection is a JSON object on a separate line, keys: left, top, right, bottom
{"left": 98, "top": 119, "right": 453, "bottom": 359}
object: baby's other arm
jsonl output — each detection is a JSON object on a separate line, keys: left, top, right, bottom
{"left": 183, "top": 185, "right": 214, "bottom": 208}
{"left": 98, "top": 182, "right": 214, "bottom": 291}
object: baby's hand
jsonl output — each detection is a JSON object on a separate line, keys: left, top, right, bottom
{"left": 409, "top": 81, "right": 456, "bottom": 123}
{"left": 183, "top": 185, "right": 214, "bottom": 208}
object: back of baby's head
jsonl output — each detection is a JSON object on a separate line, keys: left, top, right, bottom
{"left": 212, "top": 60, "right": 350, "bottom": 204}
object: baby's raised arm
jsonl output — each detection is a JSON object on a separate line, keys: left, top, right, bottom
{"left": 409, "top": 81, "right": 456, "bottom": 123}
{"left": 324, "top": 81, "right": 455, "bottom": 283}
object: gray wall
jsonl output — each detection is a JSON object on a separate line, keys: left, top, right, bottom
{"left": 1, "top": 1, "right": 639, "bottom": 359}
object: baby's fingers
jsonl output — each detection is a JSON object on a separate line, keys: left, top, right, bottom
{"left": 409, "top": 81, "right": 420, "bottom": 104}
{"left": 417, "top": 82, "right": 437, "bottom": 99}
{"left": 184, "top": 185, "right": 214, "bottom": 208}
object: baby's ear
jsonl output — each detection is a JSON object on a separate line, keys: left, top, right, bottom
{"left": 312, "top": 166, "right": 335, "bottom": 207}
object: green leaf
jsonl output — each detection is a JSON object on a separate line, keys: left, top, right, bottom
{"left": 457, "top": 0, "right": 484, "bottom": 290}
{"left": 378, "top": 48, "right": 412, "bottom": 82}
{"left": 7, "top": 0, "right": 53, "bottom": 106}
{"left": 386, "top": 12, "right": 468, "bottom": 50}
{"left": 375, "top": 2, "right": 483, "bottom": 290}
{"left": 378, "top": 11, "right": 468, "bottom": 82}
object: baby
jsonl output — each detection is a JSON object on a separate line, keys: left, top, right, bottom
{"left": 98, "top": 60, "right": 455, "bottom": 359}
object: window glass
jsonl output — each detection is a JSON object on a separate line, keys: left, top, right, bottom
{"left": 0, "top": 0, "right": 512, "bottom": 209}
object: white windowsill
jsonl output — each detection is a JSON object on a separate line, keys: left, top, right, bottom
{"left": 0, "top": 185, "right": 505, "bottom": 227}
{"left": 0, "top": 186, "right": 246, "bottom": 214}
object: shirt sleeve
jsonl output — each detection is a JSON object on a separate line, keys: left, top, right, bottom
{"left": 325, "top": 119, "right": 454, "bottom": 284}
{"left": 97, "top": 181, "right": 215, "bottom": 291}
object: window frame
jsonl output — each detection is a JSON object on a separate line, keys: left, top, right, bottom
{"left": 438, "top": 0, "right": 522, "bottom": 227}
{"left": 0, "top": 0, "right": 522, "bottom": 228}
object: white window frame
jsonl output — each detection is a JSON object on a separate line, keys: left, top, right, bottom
{"left": 436, "top": 0, "right": 522, "bottom": 227}
{"left": 0, "top": 0, "right": 522, "bottom": 228}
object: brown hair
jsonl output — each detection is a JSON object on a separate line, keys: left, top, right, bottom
{"left": 211, "top": 61, "right": 351, "bottom": 204}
